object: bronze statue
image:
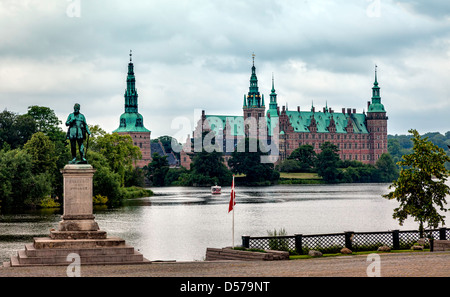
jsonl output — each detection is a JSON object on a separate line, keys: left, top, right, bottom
{"left": 66, "top": 103, "right": 91, "bottom": 164}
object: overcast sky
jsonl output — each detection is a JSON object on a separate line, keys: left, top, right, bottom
{"left": 0, "top": 0, "right": 449, "bottom": 140}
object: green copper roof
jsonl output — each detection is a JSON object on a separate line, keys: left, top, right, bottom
{"left": 205, "top": 109, "right": 368, "bottom": 138}
{"left": 279, "top": 110, "right": 368, "bottom": 134}
{"left": 368, "top": 103, "right": 385, "bottom": 113}
{"left": 114, "top": 112, "right": 150, "bottom": 133}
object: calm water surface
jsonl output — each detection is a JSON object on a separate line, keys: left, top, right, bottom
{"left": 1, "top": 183, "right": 448, "bottom": 262}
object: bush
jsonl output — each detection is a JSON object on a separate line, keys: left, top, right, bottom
{"left": 93, "top": 166, "right": 122, "bottom": 207}
{"left": 39, "top": 196, "right": 61, "bottom": 209}
{"left": 279, "top": 159, "right": 303, "bottom": 173}
{"left": 267, "top": 228, "right": 290, "bottom": 251}
{"left": 93, "top": 194, "right": 108, "bottom": 205}
{"left": 119, "top": 186, "right": 153, "bottom": 200}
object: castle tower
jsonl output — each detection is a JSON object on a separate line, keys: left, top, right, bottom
{"left": 113, "top": 51, "right": 151, "bottom": 168}
{"left": 366, "top": 65, "right": 388, "bottom": 164}
{"left": 243, "top": 53, "right": 266, "bottom": 137}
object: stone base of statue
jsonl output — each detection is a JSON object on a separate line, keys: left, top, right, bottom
{"left": 9, "top": 164, "right": 150, "bottom": 266}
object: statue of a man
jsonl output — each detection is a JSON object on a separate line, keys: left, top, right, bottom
{"left": 66, "top": 103, "right": 91, "bottom": 164}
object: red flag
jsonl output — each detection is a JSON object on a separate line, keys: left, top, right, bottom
{"left": 228, "top": 176, "right": 236, "bottom": 213}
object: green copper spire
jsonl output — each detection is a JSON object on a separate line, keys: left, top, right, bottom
{"left": 368, "top": 65, "right": 386, "bottom": 113}
{"left": 269, "top": 73, "right": 278, "bottom": 110}
{"left": 125, "top": 49, "right": 138, "bottom": 113}
{"left": 372, "top": 64, "right": 380, "bottom": 103}
{"left": 113, "top": 51, "right": 150, "bottom": 133}
{"left": 246, "top": 52, "right": 262, "bottom": 108}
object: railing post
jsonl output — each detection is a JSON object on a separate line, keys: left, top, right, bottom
{"left": 294, "top": 234, "right": 303, "bottom": 255}
{"left": 242, "top": 235, "right": 250, "bottom": 248}
{"left": 344, "top": 231, "right": 354, "bottom": 250}
{"left": 439, "top": 228, "right": 447, "bottom": 240}
{"left": 392, "top": 230, "right": 400, "bottom": 250}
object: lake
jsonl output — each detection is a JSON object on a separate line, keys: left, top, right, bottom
{"left": 1, "top": 183, "right": 448, "bottom": 262}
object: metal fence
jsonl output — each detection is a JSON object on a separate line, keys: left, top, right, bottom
{"left": 242, "top": 227, "right": 449, "bottom": 255}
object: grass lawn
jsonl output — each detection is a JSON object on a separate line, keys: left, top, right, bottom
{"left": 279, "top": 172, "right": 322, "bottom": 180}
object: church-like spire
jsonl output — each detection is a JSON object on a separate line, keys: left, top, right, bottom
{"left": 125, "top": 50, "right": 138, "bottom": 113}
{"left": 269, "top": 73, "right": 278, "bottom": 110}
{"left": 246, "top": 52, "right": 262, "bottom": 108}
{"left": 367, "top": 64, "right": 386, "bottom": 113}
{"left": 371, "top": 64, "right": 381, "bottom": 104}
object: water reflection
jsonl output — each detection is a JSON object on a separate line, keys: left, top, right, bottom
{"left": 0, "top": 183, "right": 447, "bottom": 262}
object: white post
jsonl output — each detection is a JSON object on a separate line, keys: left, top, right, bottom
{"left": 232, "top": 201, "right": 235, "bottom": 248}
{"left": 231, "top": 175, "right": 235, "bottom": 248}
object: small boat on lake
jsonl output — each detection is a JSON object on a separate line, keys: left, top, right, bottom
{"left": 211, "top": 185, "right": 221, "bottom": 195}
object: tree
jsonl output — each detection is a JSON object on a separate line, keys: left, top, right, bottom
{"left": 228, "top": 138, "right": 279, "bottom": 184}
{"left": 288, "top": 144, "right": 316, "bottom": 172}
{"left": 23, "top": 132, "right": 57, "bottom": 175}
{"left": 316, "top": 142, "right": 340, "bottom": 183}
{"left": 88, "top": 150, "right": 122, "bottom": 207}
{"left": 0, "top": 148, "right": 52, "bottom": 209}
{"left": 278, "top": 159, "right": 303, "bottom": 173}
{"left": 383, "top": 129, "right": 450, "bottom": 237}
{"left": 375, "top": 153, "right": 398, "bottom": 182}
{"left": 0, "top": 110, "right": 37, "bottom": 149}
{"left": 26, "top": 106, "right": 63, "bottom": 141}
{"left": 94, "top": 133, "right": 142, "bottom": 186}
{"left": 144, "top": 153, "right": 169, "bottom": 187}
{"left": 190, "top": 150, "right": 232, "bottom": 186}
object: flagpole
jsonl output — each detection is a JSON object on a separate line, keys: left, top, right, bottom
{"left": 232, "top": 175, "right": 235, "bottom": 248}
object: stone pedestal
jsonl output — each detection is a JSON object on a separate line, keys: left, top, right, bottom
{"left": 58, "top": 164, "right": 99, "bottom": 233}
{"left": 8, "top": 164, "right": 150, "bottom": 267}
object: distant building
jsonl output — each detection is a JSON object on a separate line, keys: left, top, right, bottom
{"left": 181, "top": 56, "right": 388, "bottom": 169}
{"left": 113, "top": 51, "right": 179, "bottom": 168}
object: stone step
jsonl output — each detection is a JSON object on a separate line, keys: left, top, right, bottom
{"left": 50, "top": 230, "right": 107, "bottom": 240}
{"left": 24, "top": 243, "right": 135, "bottom": 257}
{"left": 33, "top": 237, "right": 126, "bottom": 249}
{"left": 14, "top": 249, "right": 147, "bottom": 266}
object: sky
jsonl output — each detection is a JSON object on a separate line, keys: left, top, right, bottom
{"left": 0, "top": 0, "right": 449, "bottom": 141}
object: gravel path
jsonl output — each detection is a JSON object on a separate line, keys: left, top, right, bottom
{"left": 1, "top": 251, "right": 449, "bottom": 277}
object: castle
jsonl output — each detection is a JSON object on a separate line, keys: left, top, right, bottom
{"left": 180, "top": 55, "right": 388, "bottom": 169}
